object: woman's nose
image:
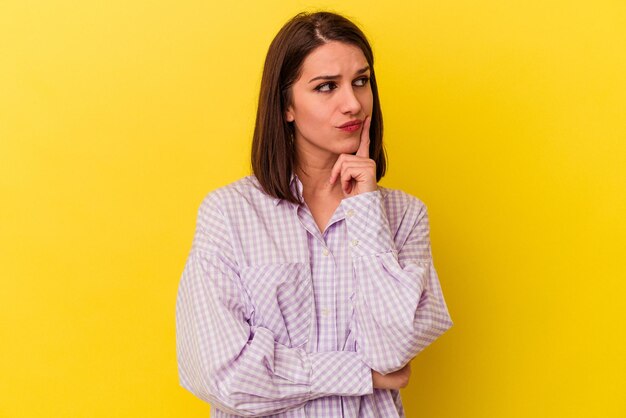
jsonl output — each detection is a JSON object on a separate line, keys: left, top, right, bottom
{"left": 339, "top": 86, "right": 362, "bottom": 114}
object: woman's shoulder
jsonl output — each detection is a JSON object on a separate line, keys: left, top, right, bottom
{"left": 378, "top": 185, "right": 428, "bottom": 215}
{"left": 196, "top": 175, "right": 270, "bottom": 214}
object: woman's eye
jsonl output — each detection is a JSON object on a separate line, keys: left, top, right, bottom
{"left": 314, "top": 77, "right": 369, "bottom": 93}
{"left": 354, "top": 77, "right": 370, "bottom": 87}
{"left": 315, "top": 82, "right": 336, "bottom": 92}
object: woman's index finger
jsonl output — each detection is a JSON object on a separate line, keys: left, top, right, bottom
{"left": 356, "top": 116, "right": 371, "bottom": 158}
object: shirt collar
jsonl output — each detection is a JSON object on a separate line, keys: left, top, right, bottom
{"left": 272, "top": 172, "right": 301, "bottom": 206}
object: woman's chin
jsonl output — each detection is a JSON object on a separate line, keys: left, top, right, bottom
{"left": 337, "top": 138, "right": 361, "bottom": 154}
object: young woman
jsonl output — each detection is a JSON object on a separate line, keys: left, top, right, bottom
{"left": 176, "top": 11, "right": 453, "bottom": 417}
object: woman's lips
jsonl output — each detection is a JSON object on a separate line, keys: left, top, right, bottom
{"left": 338, "top": 121, "right": 362, "bottom": 132}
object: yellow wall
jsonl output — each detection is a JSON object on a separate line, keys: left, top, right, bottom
{"left": 1, "top": 0, "right": 624, "bottom": 416}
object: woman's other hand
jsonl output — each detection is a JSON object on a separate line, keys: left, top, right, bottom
{"left": 371, "top": 362, "right": 412, "bottom": 390}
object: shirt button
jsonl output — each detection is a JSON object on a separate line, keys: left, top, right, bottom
{"left": 321, "top": 308, "right": 329, "bottom": 317}
{"left": 322, "top": 248, "right": 330, "bottom": 256}
{"left": 346, "top": 209, "right": 355, "bottom": 218}
{"left": 350, "top": 239, "right": 359, "bottom": 247}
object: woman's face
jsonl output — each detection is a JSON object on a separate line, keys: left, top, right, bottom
{"left": 285, "top": 41, "right": 373, "bottom": 163}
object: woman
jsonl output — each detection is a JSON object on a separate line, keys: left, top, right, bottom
{"left": 176, "top": 11, "right": 453, "bottom": 417}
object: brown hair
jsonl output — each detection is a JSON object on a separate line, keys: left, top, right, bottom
{"left": 251, "top": 11, "right": 386, "bottom": 204}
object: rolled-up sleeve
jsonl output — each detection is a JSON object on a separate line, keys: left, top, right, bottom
{"left": 176, "top": 194, "right": 373, "bottom": 417}
{"left": 341, "top": 190, "right": 453, "bottom": 375}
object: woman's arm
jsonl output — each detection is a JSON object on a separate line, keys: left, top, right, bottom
{"left": 341, "top": 190, "right": 454, "bottom": 375}
{"left": 176, "top": 195, "right": 373, "bottom": 417}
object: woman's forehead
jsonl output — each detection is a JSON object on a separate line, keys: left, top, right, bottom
{"left": 300, "top": 41, "right": 368, "bottom": 77}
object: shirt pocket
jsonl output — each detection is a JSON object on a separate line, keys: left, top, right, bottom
{"left": 240, "top": 262, "right": 312, "bottom": 349}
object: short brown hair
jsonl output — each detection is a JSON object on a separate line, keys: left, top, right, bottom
{"left": 251, "top": 11, "right": 386, "bottom": 204}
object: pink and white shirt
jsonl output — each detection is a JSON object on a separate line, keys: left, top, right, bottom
{"left": 176, "top": 174, "right": 453, "bottom": 417}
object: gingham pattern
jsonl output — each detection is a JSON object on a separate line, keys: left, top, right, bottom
{"left": 176, "top": 174, "right": 453, "bottom": 417}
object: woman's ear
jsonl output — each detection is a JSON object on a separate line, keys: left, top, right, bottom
{"left": 285, "top": 105, "right": 295, "bottom": 122}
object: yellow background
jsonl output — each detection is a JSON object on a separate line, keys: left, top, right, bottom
{"left": 1, "top": 0, "right": 624, "bottom": 416}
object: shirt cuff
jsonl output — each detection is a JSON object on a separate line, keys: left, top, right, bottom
{"left": 309, "top": 351, "right": 373, "bottom": 397}
{"left": 340, "top": 190, "right": 395, "bottom": 257}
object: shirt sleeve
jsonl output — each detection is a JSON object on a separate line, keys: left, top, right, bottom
{"left": 175, "top": 194, "right": 373, "bottom": 417}
{"left": 341, "top": 189, "right": 454, "bottom": 375}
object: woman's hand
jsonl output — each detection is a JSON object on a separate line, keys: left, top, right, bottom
{"left": 371, "top": 362, "right": 412, "bottom": 390}
{"left": 329, "top": 116, "right": 377, "bottom": 198}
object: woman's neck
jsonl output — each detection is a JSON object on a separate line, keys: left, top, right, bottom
{"left": 295, "top": 160, "right": 343, "bottom": 200}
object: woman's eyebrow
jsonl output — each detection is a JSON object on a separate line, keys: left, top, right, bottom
{"left": 308, "top": 65, "right": 370, "bottom": 83}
